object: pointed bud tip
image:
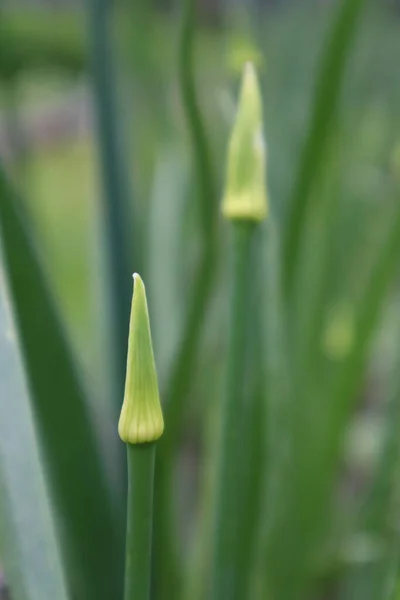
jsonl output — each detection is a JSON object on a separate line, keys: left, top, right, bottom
{"left": 118, "top": 275, "right": 164, "bottom": 444}
{"left": 132, "top": 272, "right": 144, "bottom": 292}
{"left": 222, "top": 62, "right": 268, "bottom": 223}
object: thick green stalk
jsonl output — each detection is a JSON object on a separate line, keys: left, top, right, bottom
{"left": 125, "top": 444, "right": 156, "bottom": 600}
{"left": 282, "top": 0, "right": 367, "bottom": 294}
{"left": 252, "top": 219, "right": 290, "bottom": 600}
{"left": 152, "top": 0, "right": 217, "bottom": 596}
{"left": 86, "top": 0, "right": 133, "bottom": 398}
{"left": 234, "top": 232, "right": 265, "bottom": 599}
{"left": 211, "top": 222, "right": 255, "bottom": 600}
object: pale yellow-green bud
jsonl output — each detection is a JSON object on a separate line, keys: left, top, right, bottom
{"left": 322, "top": 303, "right": 355, "bottom": 361}
{"left": 118, "top": 273, "right": 164, "bottom": 444}
{"left": 221, "top": 62, "right": 268, "bottom": 222}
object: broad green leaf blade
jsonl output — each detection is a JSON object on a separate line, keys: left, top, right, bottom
{"left": 282, "top": 0, "right": 367, "bottom": 293}
{"left": 0, "top": 165, "right": 122, "bottom": 600}
{"left": 0, "top": 259, "right": 68, "bottom": 600}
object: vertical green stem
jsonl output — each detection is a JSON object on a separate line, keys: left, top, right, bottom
{"left": 125, "top": 444, "right": 156, "bottom": 600}
{"left": 86, "top": 0, "right": 133, "bottom": 397}
{"left": 235, "top": 232, "right": 265, "bottom": 599}
{"left": 152, "top": 0, "right": 217, "bottom": 596}
{"left": 178, "top": 0, "right": 216, "bottom": 235}
{"left": 282, "top": 0, "right": 367, "bottom": 295}
{"left": 211, "top": 222, "right": 255, "bottom": 600}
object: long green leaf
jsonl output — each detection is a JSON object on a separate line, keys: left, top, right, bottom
{"left": 0, "top": 253, "right": 68, "bottom": 600}
{"left": 86, "top": 0, "right": 133, "bottom": 400}
{"left": 152, "top": 0, "right": 218, "bottom": 596}
{"left": 282, "top": 0, "right": 367, "bottom": 294}
{"left": 0, "top": 166, "right": 122, "bottom": 600}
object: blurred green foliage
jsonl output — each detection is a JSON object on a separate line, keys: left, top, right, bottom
{"left": 0, "top": 11, "right": 86, "bottom": 80}
{"left": 1, "top": 1, "right": 400, "bottom": 600}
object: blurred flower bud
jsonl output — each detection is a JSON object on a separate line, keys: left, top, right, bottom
{"left": 222, "top": 62, "right": 268, "bottom": 222}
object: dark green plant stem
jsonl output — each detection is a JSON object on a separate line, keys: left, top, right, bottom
{"left": 282, "top": 0, "right": 367, "bottom": 294}
{"left": 86, "top": 0, "right": 133, "bottom": 398}
{"left": 153, "top": 0, "right": 217, "bottom": 596}
{"left": 211, "top": 222, "right": 255, "bottom": 600}
{"left": 125, "top": 444, "right": 156, "bottom": 600}
{"left": 253, "top": 219, "right": 290, "bottom": 600}
{"left": 178, "top": 0, "right": 216, "bottom": 235}
{"left": 164, "top": 0, "right": 217, "bottom": 442}
{"left": 235, "top": 230, "right": 265, "bottom": 600}
{"left": 0, "top": 165, "right": 122, "bottom": 600}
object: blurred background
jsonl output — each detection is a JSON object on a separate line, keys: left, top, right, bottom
{"left": 1, "top": 0, "right": 400, "bottom": 392}
{"left": 2, "top": 0, "right": 400, "bottom": 598}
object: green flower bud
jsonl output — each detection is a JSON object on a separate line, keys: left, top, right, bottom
{"left": 222, "top": 62, "right": 268, "bottom": 222}
{"left": 118, "top": 273, "right": 164, "bottom": 444}
{"left": 322, "top": 302, "right": 354, "bottom": 361}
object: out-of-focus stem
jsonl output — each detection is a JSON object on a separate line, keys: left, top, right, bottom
{"left": 86, "top": 0, "right": 133, "bottom": 403}
{"left": 211, "top": 222, "right": 255, "bottom": 600}
{"left": 152, "top": 0, "right": 217, "bottom": 597}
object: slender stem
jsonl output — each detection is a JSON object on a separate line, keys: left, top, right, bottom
{"left": 164, "top": 0, "right": 217, "bottom": 471}
{"left": 282, "top": 0, "right": 366, "bottom": 295}
{"left": 234, "top": 231, "right": 265, "bottom": 599}
{"left": 152, "top": 0, "right": 217, "bottom": 596}
{"left": 86, "top": 0, "right": 133, "bottom": 400}
{"left": 125, "top": 443, "right": 156, "bottom": 600}
{"left": 211, "top": 222, "right": 255, "bottom": 600}
{"left": 178, "top": 0, "right": 216, "bottom": 236}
